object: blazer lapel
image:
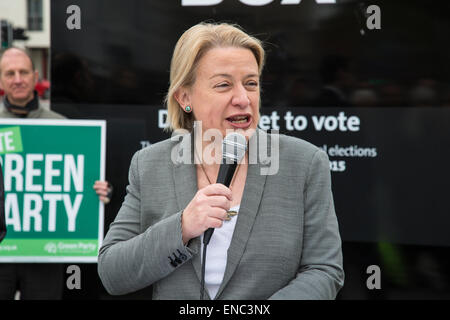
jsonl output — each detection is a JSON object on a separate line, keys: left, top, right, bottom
{"left": 172, "top": 130, "right": 270, "bottom": 299}
{"left": 215, "top": 130, "right": 268, "bottom": 299}
{"left": 172, "top": 133, "right": 204, "bottom": 284}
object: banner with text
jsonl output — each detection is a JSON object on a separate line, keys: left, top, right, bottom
{"left": 0, "top": 119, "right": 106, "bottom": 263}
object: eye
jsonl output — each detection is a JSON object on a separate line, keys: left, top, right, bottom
{"left": 214, "top": 82, "right": 230, "bottom": 89}
{"left": 245, "top": 80, "right": 259, "bottom": 89}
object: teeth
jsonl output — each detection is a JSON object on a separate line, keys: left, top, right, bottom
{"left": 229, "top": 116, "right": 248, "bottom": 123}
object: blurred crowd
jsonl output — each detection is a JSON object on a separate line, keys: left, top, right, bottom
{"left": 271, "top": 54, "right": 450, "bottom": 109}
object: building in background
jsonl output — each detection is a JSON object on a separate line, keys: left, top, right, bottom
{"left": 0, "top": 0, "right": 50, "bottom": 80}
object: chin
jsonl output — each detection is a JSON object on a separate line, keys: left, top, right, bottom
{"left": 223, "top": 126, "right": 257, "bottom": 139}
{"left": 11, "top": 93, "right": 33, "bottom": 103}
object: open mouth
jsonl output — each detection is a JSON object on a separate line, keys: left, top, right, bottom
{"left": 226, "top": 115, "right": 251, "bottom": 124}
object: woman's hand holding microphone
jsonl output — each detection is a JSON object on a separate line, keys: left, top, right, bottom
{"left": 181, "top": 184, "right": 232, "bottom": 245}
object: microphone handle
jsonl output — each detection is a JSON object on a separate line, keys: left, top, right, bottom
{"left": 216, "top": 161, "right": 238, "bottom": 187}
{"left": 203, "top": 161, "right": 237, "bottom": 245}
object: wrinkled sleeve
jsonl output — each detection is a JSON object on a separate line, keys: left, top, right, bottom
{"left": 97, "top": 151, "right": 196, "bottom": 295}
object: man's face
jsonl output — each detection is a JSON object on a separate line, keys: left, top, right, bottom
{"left": 0, "top": 49, "right": 38, "bottom": 106}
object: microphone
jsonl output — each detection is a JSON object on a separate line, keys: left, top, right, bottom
{"left": 203, "top": 132, "right": 247, "bottom": 245}
{"left": 200, "top": 132, "right": 247, "bottom": 299}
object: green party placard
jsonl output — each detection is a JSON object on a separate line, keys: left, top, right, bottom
{"left": 0, "top": 126, "right": 23, "bottom": 153}
{"left": 0, "top": 119, "right": 106, "bottom": 263}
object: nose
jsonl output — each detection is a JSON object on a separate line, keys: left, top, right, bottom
{"left": 13, "top": 72, "right": 23, "bottom": 84}
{"left": 231, "top": 84, "right": 250, "bottom": 108}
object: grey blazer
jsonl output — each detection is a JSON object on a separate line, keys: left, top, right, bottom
{"left": 98, "top": 129, "right": 344, "bottom": 299}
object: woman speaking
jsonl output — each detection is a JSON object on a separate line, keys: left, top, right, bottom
{"left": 98, "top": 22, "right": 344, "bottom": 300}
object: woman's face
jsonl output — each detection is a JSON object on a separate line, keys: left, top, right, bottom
{"left": 179, "top": 47, "right": 260, "bottom": 138}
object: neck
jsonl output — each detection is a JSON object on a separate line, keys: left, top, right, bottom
{"left": 8, "top": 96, "right": 34, "bottom": 107}
{"left": 4, "top": 91, "right": 38, "bottom": 116}
{"left": 194, "top": 143, "right": 220, "bottom": 179}
{"left": 193, "top": 136, "right": 222, "bottom": 166}
{"left": 196, "top": 147, "right": 248, "bottom": 185}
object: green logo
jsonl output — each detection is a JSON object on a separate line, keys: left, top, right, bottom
{"left": 0, "top": 126, "right": 23, "bottom": 154}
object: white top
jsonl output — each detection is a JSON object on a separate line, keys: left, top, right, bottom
{"left": 200, "top": 204, "right": 240, "bottom": 299}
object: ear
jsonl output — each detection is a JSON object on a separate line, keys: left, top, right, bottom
{"left": 33, "top": 70, "right": 39, "bottom": 86}
{"left": 0, "top": 69, "right": 3, "bottom": 90}
{"left": 174, "top": 86, "right": 191, "bottom": 110}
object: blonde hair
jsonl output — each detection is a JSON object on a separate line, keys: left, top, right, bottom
{"left": 164, "top": 22, "right": 265, "bottom": 131}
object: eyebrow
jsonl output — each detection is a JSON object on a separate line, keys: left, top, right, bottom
{"left": 4, "top": 68, "right": 30, "bottom": 73}
{"left": 209, "top": 73, "right": 259, "bottom": 80}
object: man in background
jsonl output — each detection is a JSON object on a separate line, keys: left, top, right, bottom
{"left": 0, "top": 47, "right": 111, "bottom": 299}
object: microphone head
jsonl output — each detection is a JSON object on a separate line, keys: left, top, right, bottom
{"left": 222, "top": 132, "right": 247, "bottom": 164}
